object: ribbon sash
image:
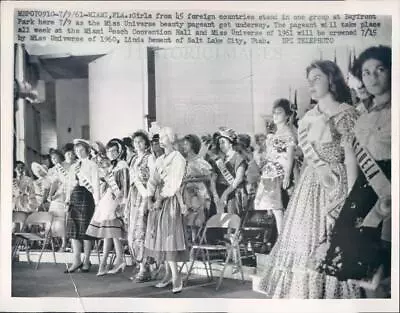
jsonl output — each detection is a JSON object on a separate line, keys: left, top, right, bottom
{"left": 298, "top": 125, "right": 326, "bottom": 169}
{"left": 351, "top": 136, "right": 391, "bottom": 230}
{"left": 215, "top": 158, "right": 235, "bottom": 185}
{"left": 56, "top": 163, "right": 68, "bottom": 178}
{"left": 104, "top": 172, "right": 121, "bottom": 199}
{"left": 75, "top": 163, "right": 94, "bottom": 194}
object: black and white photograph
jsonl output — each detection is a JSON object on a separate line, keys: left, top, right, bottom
{"left": 1, "top": 1, "right": 399, "bottom": 312}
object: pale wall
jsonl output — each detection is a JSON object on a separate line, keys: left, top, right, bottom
{"left": 55, "top": 79, "right": 89, "bottom": 148}
{"left": 88, "top": 46, "right": 147, "bottom": 145}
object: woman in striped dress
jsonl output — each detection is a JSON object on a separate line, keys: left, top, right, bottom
{"left": 64, "top": 139, "right": 99, "bottom": 273}
{"left": 86, "top": 138, "right": 129, "bottom": 276}
{"left": 125, "top": 131, "right": 155, "bottom": 282}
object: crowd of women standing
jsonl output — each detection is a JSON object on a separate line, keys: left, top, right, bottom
{"left": 12, "top": 45, "right": 392, "bottom": 298}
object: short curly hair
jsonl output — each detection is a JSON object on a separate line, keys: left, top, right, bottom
{"left": 183, "top": 134, "right": 202, "bottom": 155}
{"left": 132, "top": 130, "right": 151, "bottom": 150}
{"left": 352, "top": 45, "right": 391, "bottom": 82}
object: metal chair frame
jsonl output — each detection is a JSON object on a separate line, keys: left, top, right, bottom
{"left": 185, "top": 213, "right": 244, "bottom": 290}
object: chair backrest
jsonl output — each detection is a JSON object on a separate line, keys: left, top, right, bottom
{"left": 13, "top": 211, "right": 28, "bottom": 224}
{"left": 24, "top": 212, "right": 53, "bottom": 229}
{"left": 13, "top": 211, "right": 29, "bottom": 232}
{"left": 205, "top": 213, "right": 241, "bottom": 230}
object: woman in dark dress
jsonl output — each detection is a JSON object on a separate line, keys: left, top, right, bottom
{"left": 317, "top": 46, "right": 392, "bottom": 297}
{"left": 210, "top": 127, "right": 248, "bottom": 216}
{"left": 64, "top": 139, "right": 99, "bottom": 273}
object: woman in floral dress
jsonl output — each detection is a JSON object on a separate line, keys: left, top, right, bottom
{"left": 254, "top": 99, "right": 297, "bottom": 235}
{"left": 125, "top": 130, "right": 155, "bottom": 282}
{"left": 181, "top": 134, "right": 212, "bottom": 243}
{"left": 258, "top": 60, "right": 360, "bottom": 298}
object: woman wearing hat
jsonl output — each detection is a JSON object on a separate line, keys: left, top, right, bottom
{"left": 86, "top": 138, "right": 129, "bottom": 275}
{"left": 145, "top": 127, "right": 187, "bottom": 294}
{"left": 181, "top": 134, "right": 212, "bottom": 243}
{"left": 254, "top": 99, "right": 297, "bottom": 235}
{"left": 90, "top": 141, "right": 107, "bottom": 165}
{"left": 210, "top": 127, "right": 248, "bottom": 216}
{"left": 125, "top": 130, "right": 155, "bottom": 282}
{"left": 31, "top": 162, "right": 51, "bottom": 212}
{"left": 48, "top": 149, "right": 69, "bottom": 251}
{"left": 64, "top": 139, "right": 99, "bottom": 273}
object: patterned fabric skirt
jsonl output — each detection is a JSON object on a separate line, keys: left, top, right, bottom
{"left": 254, "top": 175, "right": 284, "bottom": 211}
{"left": 126, "top": 187, "right": 148, "bottom": 262}
{"left": 144, "top": 195, "right": 188, "bottom": 263}
{"left": 86, "top": 189, "right": 124, "bottom": 239}
{"left": 66, "top": 186, "right": 95, "bottom": 240}
{"left": 257, "top": 164, "right": 361, "bottom": 299}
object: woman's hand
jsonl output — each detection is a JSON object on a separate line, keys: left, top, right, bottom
{"left": 220, "top": 192, "right": 228, "bottom": 208}
{"left": 181, "top": 203, "right": 188, "bottom": 215}
{"left": 282, "top": 173, "right": 290, "bottom": 189}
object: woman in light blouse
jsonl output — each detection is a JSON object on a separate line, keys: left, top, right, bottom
{"left": 64, "top": 139, "right": 99, "bottom": 273}
{"left": 145, "top": 127, "right": 187, "bottom": 294}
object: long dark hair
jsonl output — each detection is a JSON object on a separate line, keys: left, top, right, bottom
{"left": 306, "top": 60, "right": 353, "bottom": 105}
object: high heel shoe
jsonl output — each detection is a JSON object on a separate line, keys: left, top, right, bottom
{"left": 155, "top": 278, "right": 172, "bottom": 288}
{"left": 107, "top": 262, "right": 126, "bottom": 274}
{"left": 96, "top": 263, "right": 109, "bottom": 277}
{"left": 64, "top": 263, "right": 83, "bottom": 274}
{"left": 172, "top": 278, "right": 183, "bottom": 294}
{"left": 81, "top": 262, "right": 92, "bottom": 273}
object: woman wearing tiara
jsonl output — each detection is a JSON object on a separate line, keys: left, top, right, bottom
{"left": 258, "top": 60, "right": 360, "bottom": 298}
{"left": 86, "top": 138, "right": 129, "bottom": 276}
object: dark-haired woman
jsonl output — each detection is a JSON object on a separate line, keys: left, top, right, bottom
{"left": 181, "top": 134, "right": 212, "bottom": 243}
{"left": 122, "top": 136, "right": 136, "bottom": 167}
{"left": 65, "top": 139, "right": 99, "bottom": 273}
{"left": 258, "top": 60, "right": 360, "bottom": 298}
{"left": 48, "top": 149, "right": 69, "bottom": 251}
{"left": 211, "top": 127, "right": 247, "bottom": 216}
{"left": 86, "top": 138, "right": 129, "bottom": 276}
{"left": 319, "top": 46, "right": 392, "bottom": 298}
{"left": 125, "top": 131, "right": 155, "bottom": 282}
{"left": 254, "top": 99, "right": 297, "bottom": 235}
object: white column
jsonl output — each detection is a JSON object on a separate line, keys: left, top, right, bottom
{"left": 15, "top": 44, "right": 26, "bottom": 162}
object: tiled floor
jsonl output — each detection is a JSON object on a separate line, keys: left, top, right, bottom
{"left": 12, "top": 262, "right": 265, "bottom": 298}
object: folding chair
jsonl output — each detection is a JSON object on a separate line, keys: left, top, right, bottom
{"left": 12, "top": 211, "right": 29, "bottom": 259}
{"left": 14, "top": 212, "right": 57, "bottom": 270}
{"left": 185, "top": 213, "right": 244, "bottom": 290}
